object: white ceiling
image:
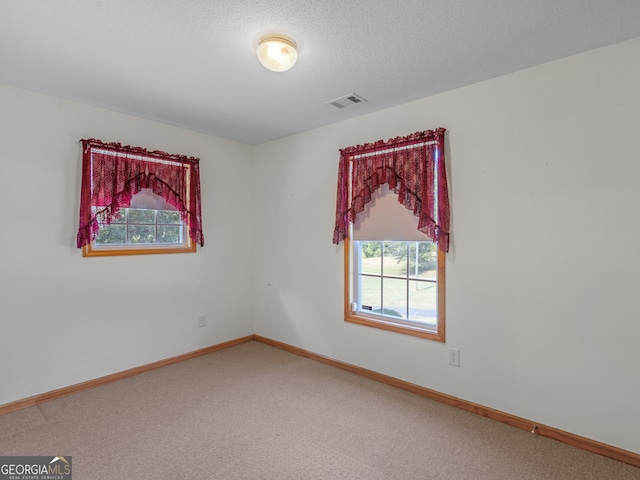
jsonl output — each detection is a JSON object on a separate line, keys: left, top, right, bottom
{"left": 2, "top": 1, "right": 640, "bottom": 145}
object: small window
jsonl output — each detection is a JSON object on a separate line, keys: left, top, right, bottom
{"left": 77, "top": 139, "right": 204, "bottom": 257}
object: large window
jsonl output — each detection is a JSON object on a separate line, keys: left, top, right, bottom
{"left": 334, "top": 129, "right": 450, "bottom": 341}
{"left": 77, "top": 139, "right": 204, "bottom": 257}
{"left": 347, "top": 238, "right": 445, "bottom": 341}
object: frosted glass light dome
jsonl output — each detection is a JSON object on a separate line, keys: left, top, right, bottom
{"left": 257, "top": 34, "right": 297, "bottom": 72}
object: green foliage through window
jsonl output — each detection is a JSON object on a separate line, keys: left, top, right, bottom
{"left": 93, "top": 207, "right": 183, "bottom": 246}
{"left": 356, "top": 240, "right": 438, "bottom": 325}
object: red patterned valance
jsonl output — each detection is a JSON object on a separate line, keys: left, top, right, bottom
{"left": 333, "top": 128, "right": 449, "bottom": 252}
{"left": 77, "top": 139, "right": 204, "bottom": 248}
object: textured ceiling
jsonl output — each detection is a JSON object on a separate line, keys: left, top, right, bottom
{"left": 1, "top": 0, "right": 640, "bottom": 145}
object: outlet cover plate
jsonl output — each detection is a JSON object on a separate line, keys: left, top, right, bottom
{"left": 448, "top": 348, "right": 460, "bottom": 367}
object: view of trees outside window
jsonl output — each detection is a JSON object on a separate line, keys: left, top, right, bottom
{"left": 357, "top": 240, "right": 437, "bottom": 325}
{"left": 93, "top": 207, "right": 183, "bottom": 245}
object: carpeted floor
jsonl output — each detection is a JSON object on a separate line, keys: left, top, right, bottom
{"left": 1, "top": 341, "right": 639, "bottom": 479}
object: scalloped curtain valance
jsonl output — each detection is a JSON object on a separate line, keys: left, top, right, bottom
{"left": 333, "top": 128, "right": 450, "bottom": 252}
{"left": 76, "top": 138, "right": 204, "bottom": 248}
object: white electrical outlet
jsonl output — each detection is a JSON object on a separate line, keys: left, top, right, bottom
{"left": 448, "top": 348, "right": 460, "bottom": 367}
{"left": 198, "top": 315, "right": 207, "bottom": 328}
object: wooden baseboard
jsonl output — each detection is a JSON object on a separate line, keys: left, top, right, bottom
{"left": 0, "top": 335, "right": 255, "bottom": 417}
{"left": 253, "top": 335, "right": 640, "bottom": 469}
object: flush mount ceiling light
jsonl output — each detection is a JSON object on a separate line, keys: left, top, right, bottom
{"left": 257, "top": 34, "right": 297, "bottom": 72}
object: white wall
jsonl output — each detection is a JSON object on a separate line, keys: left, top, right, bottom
{"left": 253, "top": 37, "right": 640, "bottom": 454}
{"left": 0, "top": 84, "right": 254, "bottom": 406}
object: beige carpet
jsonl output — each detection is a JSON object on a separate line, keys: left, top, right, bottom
{"left": 1, "top": 341, "right": 638, "bottom": 479}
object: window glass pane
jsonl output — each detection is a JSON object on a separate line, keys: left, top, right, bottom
{"left": 409, "top": 280, "right": 437, "bottom": 325}
{"left": 360, "top": 276, "right": 381, "bottom": 313}
{"left": 360, "top": 241, "right": 382, "bottom": 274}
{"left": 382, "top": 277, "right": 407, "bottom": 319}
{"left": 95, "top": 224, "right": 126, "bottom": 244}
{"left": 157, "top": 225, "right": 182, "bottom": 244}
{"left": 157, "top": 210, "right": 181, "bottom": 224}
{"left": 383, "top": 241, "right": 407, "bottom": 276}
{"left": 355, "top": 240, "right": 439, "bottom": 324}
{"left": 128, "top": 225, "right": 156, "bottom": 244}
{"left": 128, "top": 208, "right": 155, "bottom": 224}
{"left": 90, "top": 205, "right": 187, "bottom": 249}
{"left": 95, "top": 208, "right": 125, "bottom": 224}
{"left": 408, "top": 241, "right": 437, "bottom": 280}
{"left": 111, "top": 209, "right": 126, "bottom": 224}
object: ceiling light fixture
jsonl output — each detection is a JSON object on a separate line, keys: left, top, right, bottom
{"left": 257, "top": 34, "right": 297, "bottom": 72}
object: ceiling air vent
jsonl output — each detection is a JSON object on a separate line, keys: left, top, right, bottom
{"left": 326, "top": 93, "right": 367, "bottom": 109}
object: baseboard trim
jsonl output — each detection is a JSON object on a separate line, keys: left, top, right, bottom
{"left": 0, "top": 335, "right": 255, "bottom": 417}
{"left": 253, "top": 335, "right": 640, "bottom": 469}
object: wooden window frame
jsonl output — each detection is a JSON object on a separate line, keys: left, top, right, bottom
{"left": 82, "top": 237, "right": 196, "bottom": 257}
